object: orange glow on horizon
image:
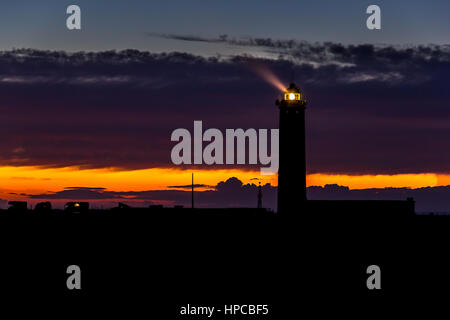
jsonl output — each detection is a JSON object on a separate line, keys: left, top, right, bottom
{"left": 307, "top": 173, "right": 441, "bottom": 190}
{"left": 0, "top": 165, "right": 449, "bottom": 202}
{"left": 436, "top": 175, "right": 450, "bottom": 186}
{"left": 0, "top": 166, "right": 276, "bottom": 201}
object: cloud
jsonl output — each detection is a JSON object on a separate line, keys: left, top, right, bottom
{"left": 167, "top": 184, "right": 212, "bottom": 189}
{"left": 147, "top": 32, "right": 229, "bottom": 43}
{"left": 148, "top": 33, "right": 450, "bottom": 66}
{"left": 65, "top": 187, "right": 107, "bottom": 190}
{"left": 0, "top": 44, "right": 449, "bottom": 174}
{"left": 23, "top": 177, "right": 450, "bottom": 213}
{"left": 27, "top": 187, "right": 122, "bottom": 200}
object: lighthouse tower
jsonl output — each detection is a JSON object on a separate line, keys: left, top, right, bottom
{"left": 276, "top": 83, "right": 307, "bottom": 214}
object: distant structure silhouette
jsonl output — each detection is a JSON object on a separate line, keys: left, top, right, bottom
{"left": 117, "top": 202, "right": 131, "bottom": 209}
{"left": 64, "top": 201, "right": 89, "bottom": 213}
{"left": 276, "top": 83, "right": 307, "bottom": 214}
{"left": 8, "top": 201, "right": 27, "bottom": 211}
{"left": 35, "top": 202, "right": 52, "bottom": 212}
{"left": 192, "top": 173, "right": 194, "bottom": 209}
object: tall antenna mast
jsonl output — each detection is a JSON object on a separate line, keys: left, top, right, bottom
{"left": 257, "top": 182, "right": 263, "bottom": 209}
{"left": 191, "top": 173, "right": 194, "bottom": 209}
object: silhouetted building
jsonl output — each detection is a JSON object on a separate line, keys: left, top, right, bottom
{"left": 117, "top": 202, "right": 131, "bottom": 209}
{"left": 8, "top": 201, "right": 28, "bottom": 211}
{"left": 34, "top": 202, "right": 52, "bottom": 212}
{"left": 276, "top": 83, "right": 307, "bottom": 214}
{"left": 64, "top": 202, "right": 89, "bottom": 213}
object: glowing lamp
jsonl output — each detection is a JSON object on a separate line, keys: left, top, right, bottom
{"left": 284, "top": 82, "right": 302, "bottom": 101}
{"left": 280, "top": 82, "right": 306, "bottom": 105}
{"left": 286, "top": 92, "right": 301, "bottom": 101}
{"left": 275, "top": 82, "right": 307, "bottom": 108}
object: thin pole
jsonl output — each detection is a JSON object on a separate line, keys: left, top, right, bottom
{"left": 191, "top": 173, "right": 194, "bottom": 209}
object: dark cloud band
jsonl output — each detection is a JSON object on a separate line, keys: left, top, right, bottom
{"left": 0, "top": 43, "right": 449, "bottom": 174}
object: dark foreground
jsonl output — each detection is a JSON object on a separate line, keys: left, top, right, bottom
{"left": 1, "top": 208, "right": 449, "bottom": 316}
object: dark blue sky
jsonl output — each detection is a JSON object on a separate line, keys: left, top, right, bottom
{"left": 0, "top": 1, "right": 449, "bottom": 53}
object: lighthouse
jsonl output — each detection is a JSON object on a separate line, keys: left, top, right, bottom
{"left": 276, "top": 83, "right": 307, "bottom": 214}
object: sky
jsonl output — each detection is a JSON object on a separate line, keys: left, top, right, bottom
{"left": 0, "top": 1, "right": 450, "bottom": 52}
{"left": 0, "top": 1, "right": 449, "bottom": 210}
